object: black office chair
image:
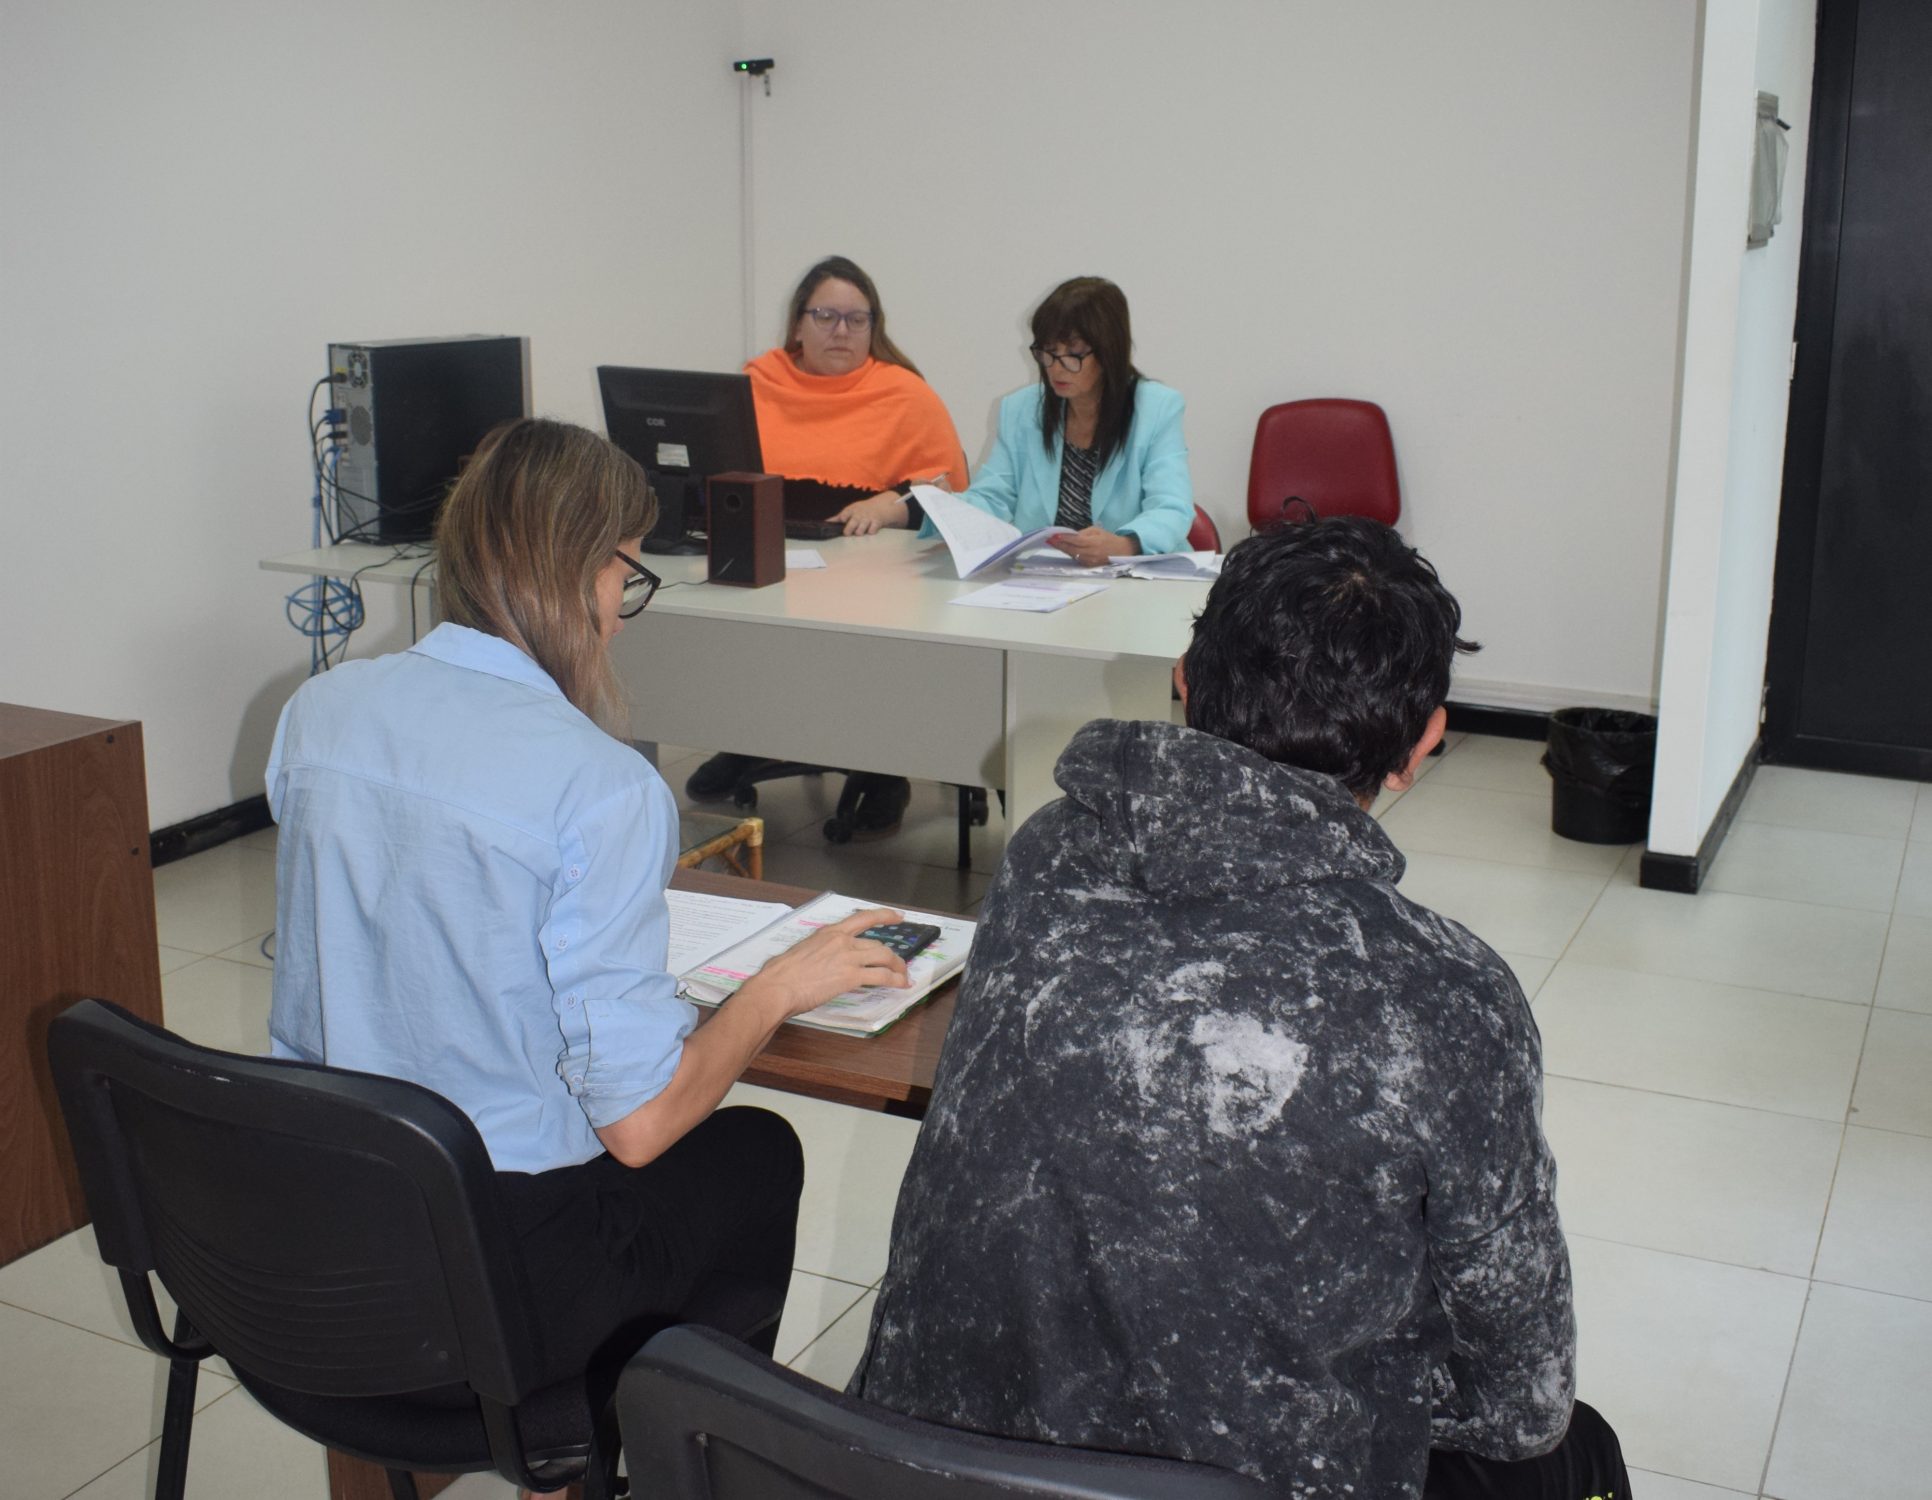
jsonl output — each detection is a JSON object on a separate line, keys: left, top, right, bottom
{"left": 713, "top": 758, "right": 990, "bottom": 863}
{"left": 617, "top": 1324, "right": 1270, "bottom": 1499}
{"left": 45, "top": 999, "right": 658, "bottom": 1500}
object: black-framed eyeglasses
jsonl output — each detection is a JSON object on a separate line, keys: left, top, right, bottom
{"left": 615, "top": 549, "right": 661, "bottom": 618}
{"left": 1031, "top": 344, "right": 1093, "bottom": 374}
{"left": 804, "top": 306, "right": 874, "bottom": 331}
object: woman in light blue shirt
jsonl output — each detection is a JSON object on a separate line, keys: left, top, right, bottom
{"left": 835, "top": 277, "right": 1196, "bottom": 564}
{"left": 267, "top": 418, "right": 907, "bottom": 1418}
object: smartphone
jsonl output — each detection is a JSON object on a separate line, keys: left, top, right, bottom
{"left": 859, "top": 922, "right": 942, "bottom": 963}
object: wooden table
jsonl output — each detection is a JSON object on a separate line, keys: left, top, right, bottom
{"left": 329, "top": 868, "right": 958, "bottom": 1499}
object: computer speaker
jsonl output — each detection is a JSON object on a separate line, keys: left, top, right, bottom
{"left": 706, "top": 472, "right": 785, "bottom": 588}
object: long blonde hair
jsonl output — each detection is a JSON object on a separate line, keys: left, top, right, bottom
{"left": 434, "top": 418, "right": 655, "bottom": 729}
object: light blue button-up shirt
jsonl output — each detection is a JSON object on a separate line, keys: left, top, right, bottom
{"left": 266, "top": 623, "right": 694, "bottom": 1174}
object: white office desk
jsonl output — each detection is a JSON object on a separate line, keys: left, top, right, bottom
{"left": 261, "top": 533, "right": 1209, "bottom": 827}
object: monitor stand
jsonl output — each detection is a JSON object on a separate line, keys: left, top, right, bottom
{"left": 642, "top": 535, "right": 705, "bottom": 557}
{"left": 640, "top": 472, "right": 707, "bottom": 556}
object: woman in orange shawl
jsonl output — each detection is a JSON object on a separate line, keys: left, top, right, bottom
{"left": 745, "top": 256, "right": 967, "bottom": 500}
{"left": 686, "top": 257, "right": 966, "bottom": 830}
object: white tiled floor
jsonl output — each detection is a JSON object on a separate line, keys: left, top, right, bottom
{"left": 8, "top": 737, "right": 1927, "bottom": 1498}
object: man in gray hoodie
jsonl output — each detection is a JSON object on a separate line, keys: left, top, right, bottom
{"left": 851, "top": 518, "right": 1627, "bottom": 1500}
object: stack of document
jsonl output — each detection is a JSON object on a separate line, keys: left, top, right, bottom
{"left": 1011, "top": 547, "right": 1224, "bottom": 582}
{"left": 1124, "top": 550, "right": 1223, "bottom": 580}
{"left": 913, "top": 485, "right": 1073, "bottom": 577}
{"left": 912, "top": 484, "right": 1224, "bottom": 584}
{"left": 1009, "top": 548, "right": 1136, "bottom": 579}
{"left": 675, "top": 890, "right": 975, "bottom": 1036}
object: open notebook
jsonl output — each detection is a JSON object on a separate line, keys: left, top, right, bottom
{"left": 669, "top": 889, "right": 974, "bottom": 1037}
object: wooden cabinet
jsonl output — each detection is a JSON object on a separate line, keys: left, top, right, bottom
{"left": 1, "top": 703, "right": 163, "bottom": 1265}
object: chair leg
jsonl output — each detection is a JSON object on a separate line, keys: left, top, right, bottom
{"left": 956, "top": 785, "right": 972, "bottom": 869}
{"left": 153, "top": 1308, "right": 203, "bottom": 1500}
{"left": 382, "top": 1470, "right": 420, "bottom": 1500}
{"left": 585, "top": 1398, "right": 624, "bottom": 1500}
{"left": 152, "top": 1353, "right": 199, "bottom": 1500}
{"left": 582, "top": 1439, "right": 619, "bottom": 1500}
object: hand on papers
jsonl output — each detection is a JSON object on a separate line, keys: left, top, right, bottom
{"left": 1046, "top": 527, "right": 1138, "bottom": 567}
{"left": 831, "top": 492, "right": 910, "bottom": 535}
{"left": 749, "top": 906, "right": 911, "bottom": 1015}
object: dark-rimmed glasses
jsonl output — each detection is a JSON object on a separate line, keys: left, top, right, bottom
{"left": 1031, "top": 344, "right": 1093, "bottom": 374}
{"left": 804, "top": 306, "right": 874, "bottom": 331}
{"left": 615, "top": 549, "right": 662, "bottom": 618}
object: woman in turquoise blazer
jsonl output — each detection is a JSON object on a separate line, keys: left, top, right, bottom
{"left": 835, "top": 277, "right": 1196, "bottom": 563}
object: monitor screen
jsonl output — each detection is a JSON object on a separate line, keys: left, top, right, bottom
{"left": 597, "top": 367, "right": 764, "bottom": 552}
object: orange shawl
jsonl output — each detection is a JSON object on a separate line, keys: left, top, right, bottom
{"left": 745, "top": 349, "right": 968, "bottom": 492}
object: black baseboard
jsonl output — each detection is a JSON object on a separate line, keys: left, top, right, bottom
{"left": 150, "top": 794, "right": 273, "bottom": 869}
{"left": 1638, "top": 738, "right": 1760, "bottom": 894}
{"left": 1444, "top": 703, "right": 1550, "bottom": 741}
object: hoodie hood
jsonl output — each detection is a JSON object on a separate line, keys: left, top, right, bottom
{"left": 1050, "top": 718, "right": 1405, "bottom": 900}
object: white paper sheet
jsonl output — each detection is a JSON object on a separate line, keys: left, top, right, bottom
{"left": 664, "top": 889, "right": 794, "bottom": 974}
{"left": 949, "top": 578, "right": 1110, "bottom": 613}
{"left": 785, "top": 549, "right": 828, "bottom": 569}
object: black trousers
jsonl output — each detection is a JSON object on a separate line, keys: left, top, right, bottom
{"left": 1425, "top": 1400, "right": 1630, "bottom": 1500}
{"left": 494, "top": 1105, "right": 805, "bottom": 1397}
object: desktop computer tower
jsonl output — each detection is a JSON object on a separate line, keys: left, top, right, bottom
{"left": 327, "top": 336, "right": 530, "bottom": 543}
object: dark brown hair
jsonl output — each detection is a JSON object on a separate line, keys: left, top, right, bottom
{"left": 1184, "top": 518, "right": 1479, "bottom": 797}
{"left": 1031, "top": 276, "right": 1142, "bottom": 470}
{"left": 784, "top": 255, "right": 922, "bottom": 377}
{"left": 434, "top": 418, "right": 655, "bottom": 730}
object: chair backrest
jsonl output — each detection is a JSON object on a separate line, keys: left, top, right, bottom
{"left": 46, "top": 999, "right": 542, "bottom": 1406}
{"left": 1245, "top": 399, "right": 1400, "bottom": 531}
{"left": 618, "top": 1325, "right": 1269, "bottom": 1500}
{"left": 1185, "top": 505, "right": 1222, "bottom": 554}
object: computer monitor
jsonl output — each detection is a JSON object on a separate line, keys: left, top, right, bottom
{"left": 597, "top": 366, "right": 764, "bottom": 555}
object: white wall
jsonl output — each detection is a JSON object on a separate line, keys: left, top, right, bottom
{"left": 1648, "top": 0, "right": 1816, "bottom": 857}
{"left": 4, "top": 1, "right": 1797, "bottom": 835}
{"left": 734, "top": 0, "right": 1698, "bottom": 713}
{"left": 0, "top": 0, "right": 746, "bottom": 826}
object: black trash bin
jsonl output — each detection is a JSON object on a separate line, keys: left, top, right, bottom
{"left": 1543, "top": 709, "right": 1658, "bottom": 843}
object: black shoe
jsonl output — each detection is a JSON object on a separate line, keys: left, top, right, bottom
{"left": 845, "top": 773, "right": 912, "bottom": 835}
{"left": 687, "top": 751, "right": 758, "bottom": 801}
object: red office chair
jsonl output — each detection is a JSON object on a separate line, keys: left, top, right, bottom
{"left": 1185, "top": 505, "right": 1223, "bottom": 553}
{"left": 1246, "top": 399, "right": 1400, "bottom": 531}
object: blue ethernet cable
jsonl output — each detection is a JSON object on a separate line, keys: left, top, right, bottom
{"left": 285, "top": 386, "right": 367, "bottom": 672}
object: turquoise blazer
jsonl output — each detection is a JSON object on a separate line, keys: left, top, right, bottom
{"left": 945, "top": 379, "right": 1196, "bottom": 555}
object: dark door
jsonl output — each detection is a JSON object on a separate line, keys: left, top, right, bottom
{"left": 1764, "top": 0, "right": 1932, "bottom": 778}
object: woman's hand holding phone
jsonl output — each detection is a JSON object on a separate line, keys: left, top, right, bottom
{"left": 748, "top": 907, "right": 912, "bottom": 1017}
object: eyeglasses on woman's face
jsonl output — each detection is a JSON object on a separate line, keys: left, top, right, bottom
{"left": 614, "top": 549, "right": 662, "bottom": 618}
{"left": 804, "top": 306, "right": 874, "bottom": 331}
{"left": 1031, "top": 344, "right": 1094, "bottom": 374}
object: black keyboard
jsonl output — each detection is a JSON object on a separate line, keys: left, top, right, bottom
{"left": 783, "top": 518, "right": 845, "bottom": 541}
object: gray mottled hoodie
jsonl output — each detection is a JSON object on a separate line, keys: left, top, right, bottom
{"left": 850, "top": 718, "right": 1575, "bottom": 1498}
